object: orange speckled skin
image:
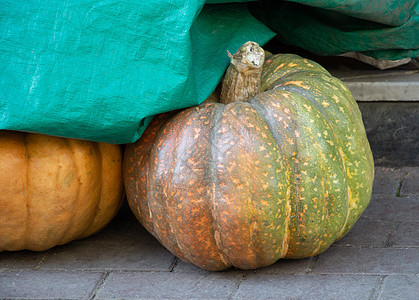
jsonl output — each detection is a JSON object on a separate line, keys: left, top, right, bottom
{"left": 0, "top": 131, "right": 124, "bottom": 252}
{"left": 123, "top": 53, "right": 374, "bottom": 271}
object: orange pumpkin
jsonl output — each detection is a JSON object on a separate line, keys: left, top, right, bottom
{"left": 0, "top": 131, "right": 124, "bottom": 251}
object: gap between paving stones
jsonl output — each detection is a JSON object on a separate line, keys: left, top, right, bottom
{"left": 231, "top": 274, "right": 386, "bottom": 300}
{"left": 227, "top": 273, "right": 247, "bottom": 300}
{"left": 89, "top": 272, "right": 110, "bottom": 300}
{"left": 369, "top": 275, "right": 388, "bottom": 300}
{"left": 89, "top": 271, "right": 388, "bottom": 300}
{"left": 34, "top": 252, "right": 51, "bottom": 270}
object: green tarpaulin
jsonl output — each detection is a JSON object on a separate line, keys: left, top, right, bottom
{"left": 254, "top": 0, "right": 419, "bottom": 60}
{"left": 1, "top": 1, "right": 417, "bottom": 143}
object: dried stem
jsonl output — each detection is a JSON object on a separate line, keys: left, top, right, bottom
{"left": 220, "top": 42, "right": 265, "bottom": 104}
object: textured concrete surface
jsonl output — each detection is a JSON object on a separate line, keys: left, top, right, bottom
{"left": 357, "top": 102, "right": 419, "bottom": 166}
{"left": 330, "top": 70, "right": 419, "bottom": 101}
{"left": 1, "top": 166, "right": 418, "bottom": 299}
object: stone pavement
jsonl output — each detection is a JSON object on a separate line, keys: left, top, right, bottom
{"left": 1, "top": 166, "right": 418, "bottom": 299}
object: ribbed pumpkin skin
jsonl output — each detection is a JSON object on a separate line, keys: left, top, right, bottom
{"left": 0, "top": 131, "right": 124, "bottom": 252}
{"left": 123, "top": 53, "right": 374, "bottom": 271}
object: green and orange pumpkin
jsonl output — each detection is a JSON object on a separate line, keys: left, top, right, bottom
{"left": 0, "top": 131, "right": 124, "bottom": 252}
{"left": 123, "top": 42, "right": 374, "bottom": 271}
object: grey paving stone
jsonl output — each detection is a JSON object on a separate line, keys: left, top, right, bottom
{"left": 372, "top": 167, "right": 406, "bottom": 196}
{"left": 172, "top": 259, "right": 219, "bottom": 274}
{"left": 334, "top": 219, "right": 393, "bottom": 247}
{"left": 234, "top": 274, "right": 380, "bottom": 300}
{"left": 172, "top": 259, "right": 247, "bottom": 274}
{"left": 391, "top": 221, "right": 419, "bottom": 247}
{"left": 249, "top": 258, "right": 314, "bottom": 275}
{"left": 370, "top": 166, "right": 419, "bottom": 197}
{"left": 0, "top": 270, "right": 104, "bottom": 299}
{"left": 0, "top": 250, "right": 46, "bottom": 270}
{"left": 358, "top": 103, "right": 419, "bottom": 166}
{"left": 173, "top": 257, "right": 313, "bottom": 275}
{"left": 40, "top": 225, "right": 176, "bottom": 271}
{"left": 378, "top": 275, "right": 419, "bottom": 300}
{"left": 362, "top": 195, "right": 419, "bottom": 222}
{"left": 312, "top": 247, "right": 419, "bottom": 275}
{"left": 75, "top": 204, "right": 138, "bottom": 244}
{"left": 400, "top": 167, "right": 419, "bottom": 196}
{"left": 95, "top": 271, "right": 243, "bottom": 299}
{"left": 0, "top": 167, "right": 417, "bottom": 300}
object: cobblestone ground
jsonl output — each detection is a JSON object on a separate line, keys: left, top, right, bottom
{"left": 1, "top": 167, "right": 418, "bottom": 299}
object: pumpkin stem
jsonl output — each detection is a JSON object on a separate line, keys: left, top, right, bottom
{"left": 220, "top": 41, "right": 265, "bottom": 104}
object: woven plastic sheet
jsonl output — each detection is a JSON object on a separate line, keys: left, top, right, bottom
{"left": 253, "top": 0, "right": 419, "bottom": 60}
{"left": 0, "top": 1, "right": 274, "bottom": 143}
{"left": 2, "top": 1, "right": 418, "bottom": 143}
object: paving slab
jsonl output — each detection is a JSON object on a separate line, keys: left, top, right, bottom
{"left": 173, "top": 257, "right": 314, "bottom": 275}
{"left": 399, "top": 167, "right": 419, "bottom": 196}
{"left": 312, "top": 247, "right": 419, "bottom": 275}
{"left": 378, "top": 275, "right": 419, "bottom": 300}
{"left": 334, "top": 219, "right": 393, "bottom": 247}
{"left": 73, "top": 204, "right": 138, "bottom": 245}
{"left": 234, "top": 274, "right": 380, "bottom": 300}
{"left": 244, "top": 258, "right": 314, "bottom": 275}
{"left": 0, "top": 270, "right": 104, "bottom": 300}
{"left": 372, "top": 167, "right": 406, "bottom": 196}
{"left": 372, "top": 167, "right": 419, "bottom": 197}
{"left": 0, "top": 251, "right": 46, "bottom": 270}
{"left": 171, "top": 259, "right": 217, "bottom": 274}
{"left": 172, "top": 259, "right": 244, "bottom": 275}
{"left": 0, "top": 166, "right": 418, "bottom": 299}
{"left": 40, "top": 225, "right": 176, "bottom": 272}
{"left": 358, "top": 102, "right": 419, "bottom": 166}
{"left": 95, "top": 271, "right": 243, "bottom": 299}
{"left": 362, "top": 195, "right": 419, "bottom": 222}
{"left": 391, "top": 221, "right": 419, "bottom": 247}
{"left": 36, "top": 203, "right": 176, "bottom": 271}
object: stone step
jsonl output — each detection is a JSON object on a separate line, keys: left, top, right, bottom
{"left": 330, "top": 69, "right": 419, "bottom": 167}
{"left": 330, "top": 70, "right": 419, "bottom": 102}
